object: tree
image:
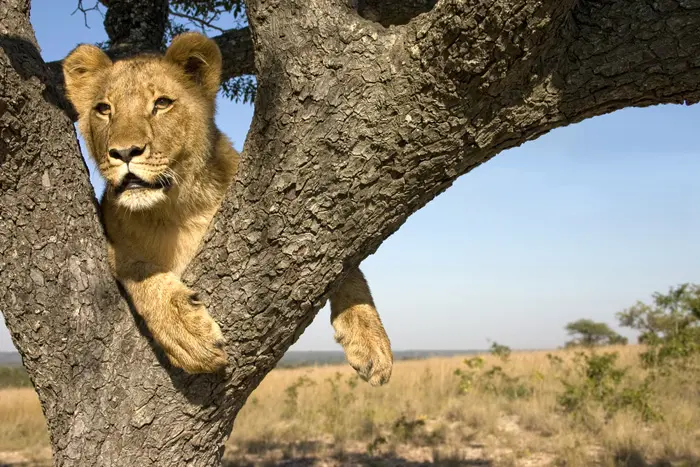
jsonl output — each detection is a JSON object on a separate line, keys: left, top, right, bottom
{"left": 618, "top": 283, "right": 700, "bottom": 343}
{"left": 565, "top": 319, "right": 627, "bottom": 348}
{"left": 2, "top": 0, "right": 700, "bottom": 465}
{"left": 618, "top": 284, "right": 700, "bottom": 367}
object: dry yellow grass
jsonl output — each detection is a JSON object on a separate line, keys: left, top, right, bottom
{"left": 2, "top": 346, "right": 699, "bottom": 466}
{"left": 225, "top": 345, "right": 700, "bottom": 465}
{"left": 0, "top": 387, "right": 50, "bottom": 460}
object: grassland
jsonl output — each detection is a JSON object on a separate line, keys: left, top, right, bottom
{"left": 1, "top": 346, "right": 699, "bottom": 466}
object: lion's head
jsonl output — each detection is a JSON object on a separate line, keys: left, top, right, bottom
{"left": 63, "top": 33, "right": 222, "bottom": 211}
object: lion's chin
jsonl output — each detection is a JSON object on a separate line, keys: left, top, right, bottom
{"left": 116, "top": 188, "right": 168, "bottom": 211}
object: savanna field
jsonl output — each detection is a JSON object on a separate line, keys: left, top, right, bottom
{"left": 1, "top": 345, "right": 699, "bottom": 466}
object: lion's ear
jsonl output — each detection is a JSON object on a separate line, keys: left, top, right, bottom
{"left": 165, "top": 32, "right": 222, "bottom": 101}
{"left": 62, "top": 44, "right": 112, "bottom": 116}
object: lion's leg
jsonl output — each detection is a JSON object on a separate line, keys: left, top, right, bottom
{"left": 330, "top": 267, "right": 393, "bottom": 386}
{"left": 111, "top": 251, "right": 227, "bottom": 374}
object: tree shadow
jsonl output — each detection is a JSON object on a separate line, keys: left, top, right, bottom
{"left": 222, "top": 439, "right": 492, "bottom": 467}
{"left": 0, "top": 35, "right": 76, "bottom": 120}
{"left": 614, "top": 448, "right": 700, "bottom": 467}
{"left": 224, "top": 454, "right": 491, "bottom": 467}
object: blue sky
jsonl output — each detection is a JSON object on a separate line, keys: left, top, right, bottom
{"left": 2, "top": 1, "right": 699, "bottom": 352}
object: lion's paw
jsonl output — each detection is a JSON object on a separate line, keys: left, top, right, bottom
{"left": 337, "top": 328, "right": 393, "bottom": 386}
{"left": 153, "top": 290, "right": 228, "bottom": 374}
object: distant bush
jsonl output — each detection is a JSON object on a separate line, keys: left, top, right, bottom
{"left": 454, "top": 356, "right": 485, "bottom": 394}
{"left": 454, "top": 343, "right": 533, "bottom": 401}
{"left": 0, "top": 366, "right": 32, "bottom": 389}
{"left": 564, "top": 319, "right": 627, "bottom": 348}
{"left": 489, "top": 341, "right": 512, "bottom": 361}
{"left": 481, "top": 365, "right": 533, "bottom": 400}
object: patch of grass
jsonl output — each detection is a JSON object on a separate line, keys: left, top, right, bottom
{"left": 1, "top": 346, "right": 699, "bottom": 466}
{"left": 0, "top": 388, "right": 50, "bottom": 452}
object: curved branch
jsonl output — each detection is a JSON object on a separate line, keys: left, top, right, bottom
{"left": 555, "top": 0, "right": 700, "bottom": 121}
{"left": 408, "top": 0, "right": 700, "bottom": 150}
{"left": 212, "top": 0, "right": 700, "bottom": 405}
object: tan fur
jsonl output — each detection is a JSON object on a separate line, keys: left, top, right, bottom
{"left": 63, "top": 33, "right": 393, "bottom": 384}
{"left": 330, "top": 269, "right": 392, "bottom": 386}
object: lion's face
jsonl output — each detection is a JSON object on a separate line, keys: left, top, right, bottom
{"left": 63, "top": 33, "right": 222, "bottom": 211}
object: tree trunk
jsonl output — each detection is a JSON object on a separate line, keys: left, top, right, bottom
{"left": 2, "top": 0, "right": 700, "bottom": 465}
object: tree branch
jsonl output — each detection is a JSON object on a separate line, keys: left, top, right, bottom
{"left": 213, "top": 0, "right": 700, "bottom": 404}
{"left": 408, "top": 0, "right": 700, "bottom": 151}
{"left": 103, "top": 0, "right": 170, "bottom": 56}
{"left": 71, "top": 0, "right": 105, "bottom": 28}
{"left": 557, "top": 0, "right": 700, "bottom": 121}
{"left": 214, "top": 26, "right": 255, "bottom": 79}
{"left": 168, "top": 8, "right": 226, "bottom": 33}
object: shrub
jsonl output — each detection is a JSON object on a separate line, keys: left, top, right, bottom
{"left": 557, "top": 351, "right": 659, "bottom": 422}
{"left": 618, "top": 283, "right": 700, "bottom": 373}
{"left": 454, "top": 349, "right": 532, "bottom": 401}
{"left": 282, "top": 375, "right": 315, "bottom": 419}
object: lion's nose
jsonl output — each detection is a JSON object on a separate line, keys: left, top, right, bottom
{"left": 108, "top": 145, "right": 146, "bottom": 163}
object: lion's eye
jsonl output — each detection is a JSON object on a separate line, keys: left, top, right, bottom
{"left": 95, "top": 103, "right": 111, "bottom": 115}
{"left": 153, "top": 97, "right": 173, "bottom": 114}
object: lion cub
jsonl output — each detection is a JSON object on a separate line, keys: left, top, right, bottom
{"left": 62, "top": 33, "right": 393, "bottom": 385}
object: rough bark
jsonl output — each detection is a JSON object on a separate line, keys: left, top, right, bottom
{"left": 103, "top": 0, "right": 169, "bottom": 57}
{"left": 215, "top": 27, "right": 254, "bottom": 79}
{"left": 3, "top": 0, "right": 700, "bottom": 465}
{"left": 357, "top": 0, "right": 437, "bottom": 26}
